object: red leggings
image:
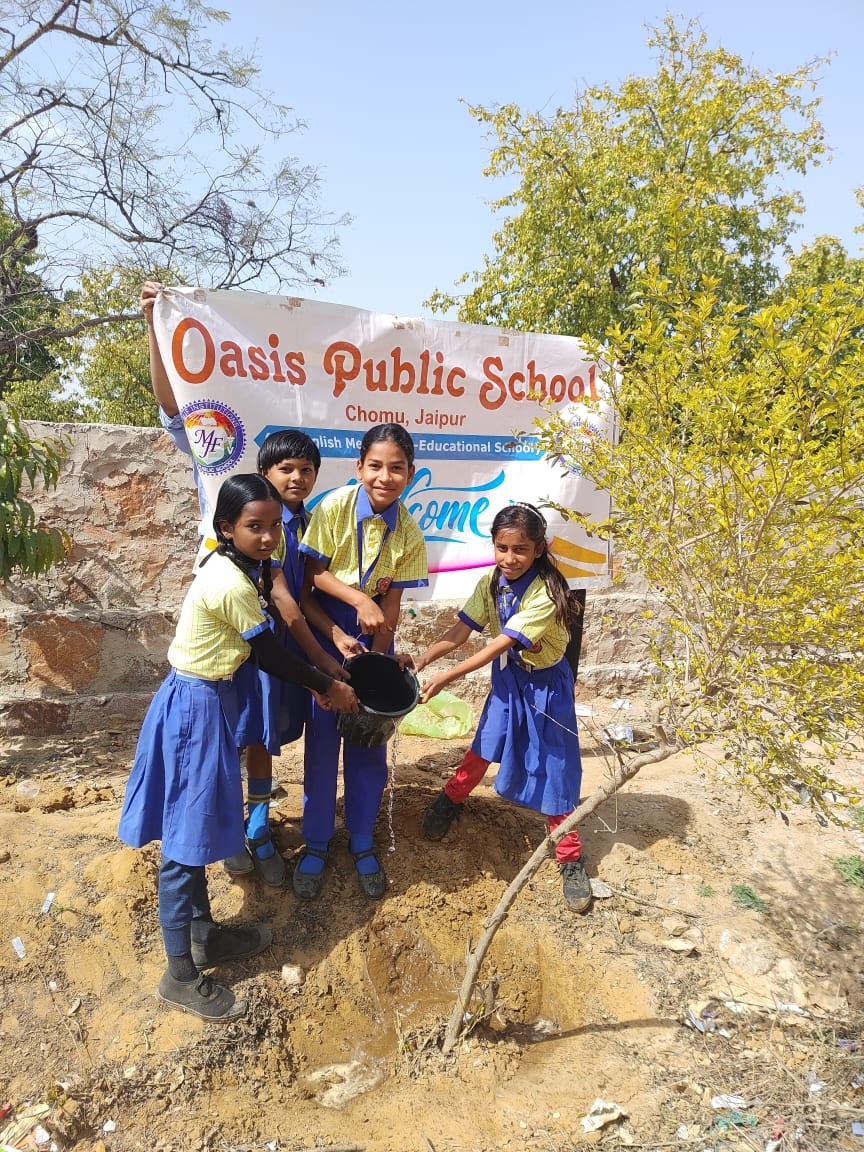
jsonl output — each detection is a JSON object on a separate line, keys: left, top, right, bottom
{"left": 443, "top": 749, "right": 582, "bottom": 863}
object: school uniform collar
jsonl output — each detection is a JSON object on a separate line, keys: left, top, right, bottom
{"left": 282, "top": 503, "right": 308, "bottom": 531}
{"left": 356, "top": 486, "right": 399, "bottom": 531}
{"left": 497, "top": 564, "right": 537, "bottom": 601}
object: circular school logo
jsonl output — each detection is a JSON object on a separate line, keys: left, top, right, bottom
{"left": 179, "top": 400, "right": 245, "bottom": 475}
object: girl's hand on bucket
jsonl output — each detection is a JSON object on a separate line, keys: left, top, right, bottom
{"left": 394, "top": 652, "right": 416, "bottom": 671}
{"left": 321, "top": 680, "right": 359, "bottom": 713}
{"left": 334, "top": 630, "right": 366, "bottom": 660}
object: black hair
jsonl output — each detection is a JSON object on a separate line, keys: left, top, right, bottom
{"left": 205, "top": 473, "right": 283, "bottom": 604}
{"left": 359, "top": 423, "right": 415, "bottom": 468}
{"left": 257, "top": 428, "right": 321, "bottom": 473}
{"left": 489, "top": 502, "right": 578, "bottom": 629}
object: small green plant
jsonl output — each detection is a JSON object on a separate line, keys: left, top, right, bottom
{"left": 731, "top": 884, "right": 769, "bottom": 912}
{"left": 834, "top": 856, "right": 864, "bottom": 890}
{"left": 849, "top": 807, "right": 864, "bottom": 829}
{"left": 698, "top": 884, "right": 715, "bottom": 897}
{"left": 0, "top": 402, "right": 69, "bottom": 580}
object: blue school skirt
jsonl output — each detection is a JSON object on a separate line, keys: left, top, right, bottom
{"left": 233, "top": 634, "right": 308, "bottom": 753}
{"left": 118, "top": 669, "right": 245, "bottom": 866}
{"left": 471, "top": 656, "right": 582, "bottom": 816}
{"left": 233, "top": 658, "right": 282, "bottom": 755}
{"left": 279, "top": 634, "right": 307, "bottom": 745}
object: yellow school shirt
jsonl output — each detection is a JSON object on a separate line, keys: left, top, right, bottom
{"left": 167, "top": 552, "right": 272, "bottom": 679}
{"left": 300, "top": 484, "right": 428, "bottom": 594}
{"left": 458, "top": 568, "right": 568, "bottom": 669}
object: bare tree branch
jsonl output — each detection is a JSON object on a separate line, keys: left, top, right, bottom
{"left": 0, "top": 0, "right": 347, "bottom": 379}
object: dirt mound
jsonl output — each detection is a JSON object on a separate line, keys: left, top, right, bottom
{"left": 1, "top": 712, "right": 862, "bottom": 1151}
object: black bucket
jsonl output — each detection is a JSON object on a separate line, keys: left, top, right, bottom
{"left": 336, "top": 652, "right": 420, "bottom": 748}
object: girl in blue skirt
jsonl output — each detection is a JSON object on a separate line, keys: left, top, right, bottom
{"left": 118, "top": 474, "right": 358, "bottom": 1021}
{"left": 416, "top": 503, "right": 592, "bottom": 913}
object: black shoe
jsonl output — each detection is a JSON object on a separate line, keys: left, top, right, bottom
{"left": 351, "top": 850, "right": 387, "bottom": 899}
{"left": 560, "top": 860, "right": 592, "bottom": 913}
{"left": 156, "top": 971, "right": 246, "bottom": 1021}
{"left": 223, "top": 849, "right": 254, "bottom": 876}
{"left": 190, "top": 922, "right": 273, "bottom": 969}
{"left": 247, "top": 832, "right": 286, "bottom": 888}
{"left": 292, "top": 846, "right": 329, "bottom": 900}
{"left": 423, "top": 790, "right": 463, "bottom": 841}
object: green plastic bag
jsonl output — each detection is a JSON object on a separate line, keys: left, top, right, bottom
{"left": 398, "top": 690, "right": 473, "bottom": 739}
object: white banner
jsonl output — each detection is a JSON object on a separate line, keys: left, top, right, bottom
{"left": 153, "top": 288, "right": 613, "bottom": 600}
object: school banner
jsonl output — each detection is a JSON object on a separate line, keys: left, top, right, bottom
{"left": 152, "top": 287, "right": 614, "bottom": 600}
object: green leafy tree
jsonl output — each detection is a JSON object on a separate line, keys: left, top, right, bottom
{"left": 0, "top": 401, "right": 69, "bottom": 579}
{"left": 544, "top": 277, "right": 864, "bottom": 809}
{"left": 430, "top": 16, "right": 826, "bottom": 338}
{"left": 431, "top": 17, "right": 864, "bottom": 1051}
{"left": 442, "top": 273, "right": 864, "bottom": 1053}
{"left": 6, "top": 264, "right": 165, "bottom": 425}
{"left": 0, "top": 209, "right": 59, "bottom": 394}
{"left": 783, "top": 236, "right": 864, "bottom": 292}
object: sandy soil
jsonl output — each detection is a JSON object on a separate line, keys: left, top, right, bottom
{"left": 0, "top": 698, "right": 862, "bottom": 1152}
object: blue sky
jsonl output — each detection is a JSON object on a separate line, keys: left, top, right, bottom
{"left": 221, "top": 1, "right": 863, "bottom": 318}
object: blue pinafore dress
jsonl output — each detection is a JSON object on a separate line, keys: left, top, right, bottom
{"left": 467, "top": 574, "right": 583, "bottom": 817}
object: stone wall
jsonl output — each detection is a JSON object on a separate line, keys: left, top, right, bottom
{"left": 0, "top": 422, "right": 660, "bottom": 736}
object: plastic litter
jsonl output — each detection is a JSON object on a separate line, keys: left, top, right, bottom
{"left": 581, "top": 1100, "right": 627, "bottom": 1132}
{"left": 398, "top": 689, "right": 473, "bottom": 740}
{"left": 11, "top": 938, "right": 25, "bottom": 960}
{"left": 851, "top": 1121, "right": 864, "bottom": 1137}
{"left": 15, "top": 781, "right": 39, "bottom": 800}
{"left": 714, "top": 1111, "right": 758, "bottom": 1129}
{"left": 573, "top": 703, "right": 595, "bottom": 717}
{"left": 589, "top": 879, "right": 613, "bottom": 899}
{"left": 40, "top": 893, "right": 55, "bottom": 915}
{"left": 604, "top": 724, "right": 634, "bottom": 744}
{"left": 806, "top": 1073, "right": 827, "bottom": 1095}
{"left": 710, "top": 1094, "right": 747, "bottom": 1110}
{"left": 775, "top": 1000, "right": 808, "bottom": 1016}
{"left": 685, "top": 1002, "right": 719, "bottom": 1033}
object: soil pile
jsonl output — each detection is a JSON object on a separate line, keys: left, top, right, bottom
{"left": 1, "top": 702, "right": 862, "bottom": 1151}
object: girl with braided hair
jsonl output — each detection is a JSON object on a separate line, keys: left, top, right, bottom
{"left": 118, "top": 474, "right": 358, "bottom": 1021}
{"left": 416, "top": 502, "right": 591, "bottom": 913}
